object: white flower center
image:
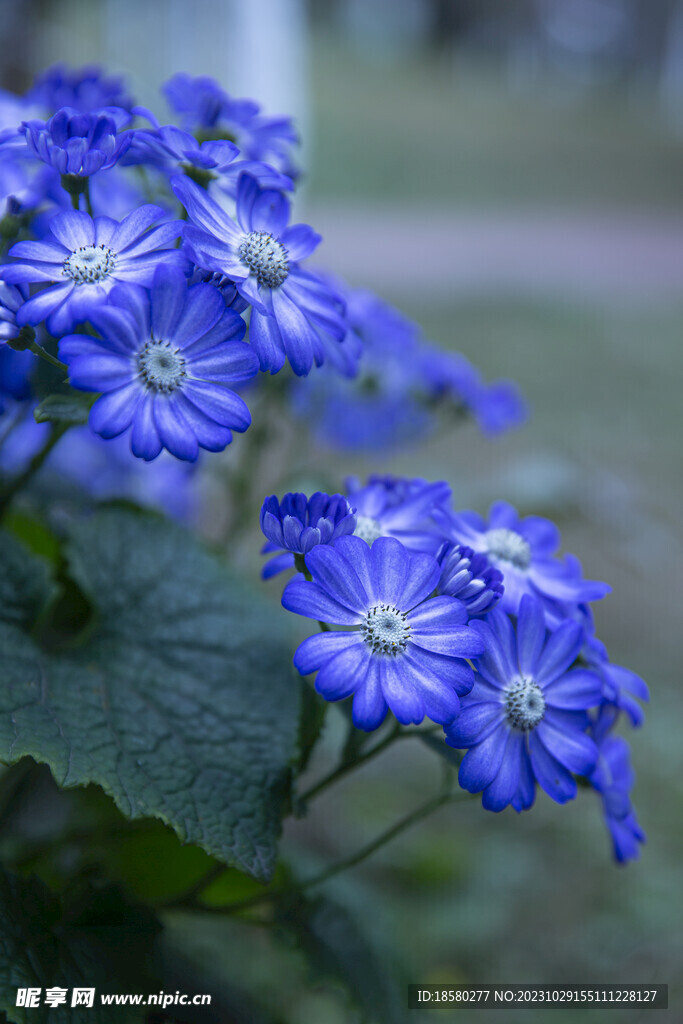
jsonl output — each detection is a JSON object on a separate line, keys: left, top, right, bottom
{"left": 361, "top": 604, "right": 410, "bottom": 655}
{"left": 63, "top": 244, "right": 117, "bottom": 285}
{"left": 504, "top": 677, "right": 546, "bottom": 731}
{"left": 238, "top": 231, "right": 289, "bottom": 288}
{"left": 485, "top": 528, "right": 531, "bottom": 570}
{"left": 354, "top": 515, "right": 383, "bottom": 545}
{"left": 137, "top": 339, "right": 186, "bottom": 393}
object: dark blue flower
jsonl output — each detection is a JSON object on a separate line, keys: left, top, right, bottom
{"left": 440, "top": 500, "right": 610, "bottom": 619}
{"left": 291, "top": 287, "right": 429, "bottom": 450}
{"left": 282, "top": 535, "right": 485, "bottom": 730}
{"left": 22, "top": 107, "right": 132, "bottom": 177}
{"left": 346, "top": 475, "right": 451, "bottom": 555}
{"left": 59, "top": 265, "right": 258, "bottom": 462}
{"left": 163, "top": 74, "right": 297, "bottom": 176}
{"left": 436, "top": 543, "right": 504, "bottom": 616}
{"left": 588, "top": 717, "right": 645, "bottom": 863}
{"left": 2, "top": 205, "right": 185, "bottom": 335}
{"left": 129, "top": 122, "right": 292, "bottom": 196}
{"left": 173, "top": 174, "right": 351, "bottom": 376}
{"left": 0, "top": 281, "right": 28, "bottom": 344}
{"left": 417, "top": 344, "right": 528, "bottom": 436}
{"left": 27, "top": 65, "right": 133, "bottom": 115}
{"left": 583, "top": 636, "right": 649, "bottom": 728}
{"left": 445, "top": 595, "right": 601, "bottom": 811}
{"left": 260, "top": 492, "right": 356, "bottom": 563}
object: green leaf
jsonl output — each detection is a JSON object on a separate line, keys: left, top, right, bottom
{"left": 33, "top": 391, "right": 94, "bottom": 426}
{"left": 0, "top": 508, "right": 301, "bottom": 880}
{"left": 0, "top": 869, "right": 158, "bottom": 1024}
{"left": 275, "top": 893, "right": 408, "bottom": 1024}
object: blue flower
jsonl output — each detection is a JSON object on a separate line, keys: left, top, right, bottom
{"left": 282, "top": 535, "right": 485, "bottom": 730}
{"left": 22, "top": 107, "right": 132, "bottom": 177}
{"left": 416, "top": 344, "right": 528, "bottom": 436}
{"left": 130, "top": 122, "right": 292, "bottom": 196}
{"left": 260, "top": 492, "right": 356, "bottom": 576}
{"left": 27, "top": 65, "right": 133, "bottom": 114}
{"left": 172, "top": 174, "right": 351, "bottom": 376}
{"left": 163, "top": 74, "right": 298, "bottom": 176}
{"left": 2, "top": 205, "right": 185, "bottom": 335}
{"left": 291, "top": 288, "right": 429, "bottom": 451}
{"left": 589, "top": 717, "right": 645, "bottom": 863}
{"left": 0, "top": 281, "right": 28, "bottom": 344}
{"left": 440, "top": 500, "right": 610, "bottom": 619}
{"left": 59, "top": 265, "right": 258, "bottom": 462}
{"left": 346, "top": 475, "right": 451, "bottom": 554}
{"left": 436, "top": 543, "right": 504, "bottom": 616}
{"left": 446, "top": 595, "right": 601, "bottom": 811}
{"left": 583, "top": 636, "right": 649, "bottom": 728}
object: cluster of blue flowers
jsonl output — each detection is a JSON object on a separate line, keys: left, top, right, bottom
{"left": 261, "top": 478, "right": 647, "bottom": 863}
{"left": 0, "top": 64, "right": 518, "bottom": 473}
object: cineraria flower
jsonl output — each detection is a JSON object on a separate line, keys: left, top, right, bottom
{"left": 445, "top": 596, "right": 601, "bottom": 811}
{"left": 2, "top": 205, "right": 185, "bottom": 335}
{"left": 173, "top": 174, "right": 351, "bottom": 376}
{"left": 416, "top": 344, "right": 527, "bottom": 436}
{"left": 260, "top": 492, "right": 356, "bottom": 577}
{"left": 129, "top": 122, "right": 292, "bottom": 196}
{"left": 583, "top": 635, "right": 649, "bottom": 728}
{"left": 282, "top": 535, "right": 485, "bottom": 730}
{"left": 346, "top": 475, "right": 451, "bottom": 555}
{"left": 0, "top": 282, "right": 28, "bottom": 344}
{"left": 440, "top": 500, "right": 610, "bottom": 618}
{"left": 436, "top": 543, "right": 504, "bottom": 616}
{"left": 22, "top": 107, "right": 132, "bottom": 177}
{"left": 27, "top": 65, "right": 133, "bottom": 115}
{"left": 163, "top": 73, "right": 298, "bottom": 176}
{"left": 589, "top": 714, "right": 645, "bottom": 863}
{"left": 59, "top": 265, "right": 257, "bottom": 462}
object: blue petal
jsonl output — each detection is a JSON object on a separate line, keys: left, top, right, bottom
{"left": 536, "top": 716, "right": 597, "bottom": 775}
{"left": 294, "top": 630, "right": 363, "bottom": 674}
{"left": 352, "top": 658, "right": 388, "bottom": 731}
{"left": 482, "top": 730, "right": 523, "bottom": 811}
{"left": 445, "top": 700, "right": 505, "bottom": 747}
{"left": 153, "top": 394, "right": 199, "bottom": 462}
{"left": 316, "top": 639, "right": 370, "bottom": 700}
{"left": 130, "top": 393, "right": 162, "bottom": 460}
{"left": 151, "top": 265, "right": 187, "bottom": 338}
{"left": 458, "top": 723, "right": 508, "bottom": 792}
{"left": 282, "top": 578, "right": 362, "bottom": 626}
{"left": 535, "top": 619, "right": 583, "bottom": 686}
{"left": 89, "top": 383, "right": 140, "bottom": 438}
{"left": 543, "top": 668, "right": 602, "bottom": 710}
{"left": 517, "top": 595, "right": 545, "bottom": 677}
{"left": 527, "top": 731, "right": 577, "bottom": 803}
{"left": 305, "top": 541, "right": 371, "bottom": 614}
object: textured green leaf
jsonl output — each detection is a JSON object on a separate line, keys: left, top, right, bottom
{"left": 33, "top": 391, "right": 94, "bottom": 426}
{"left": 0, "top": 508, "right": 300, "bottom": 880}
{"left": 0, "top": 870, "right": 158, "bottom": 1024}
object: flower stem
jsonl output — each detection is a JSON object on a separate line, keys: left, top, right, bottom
{"left": 188, "top": 787, "right": 469, "bottom": 917}
{"left": 0, "top": 423, "right": 69, "bottom": 518}
{"left": 28, "top": 340, "right": 68, "bottom": 375}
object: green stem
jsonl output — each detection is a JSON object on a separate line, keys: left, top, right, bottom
{"left": 0, "top": 424, "right": 69, "bottom": 518}
{"left": 28, "top": 341, "right": 68, "bottom": 375}
{"left": 299, "top": 720, "right": 441, "bottom": 804}
{"left": 190, "top": 788, "right": 469, "bottom": 917}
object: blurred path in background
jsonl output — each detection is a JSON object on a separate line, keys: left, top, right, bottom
{"left": 308, "top": 203, "right": 683, "bottom": 299}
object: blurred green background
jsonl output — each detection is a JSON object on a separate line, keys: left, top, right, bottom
{"left": 1, "top": 1, "right": 682, "bottom": 1021}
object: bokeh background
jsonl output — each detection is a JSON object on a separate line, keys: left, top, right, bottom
{"left": 1, "top": 1, "right": 682, "bottom": 1021}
